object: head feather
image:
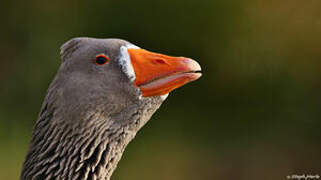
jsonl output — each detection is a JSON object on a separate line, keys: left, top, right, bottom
{"left": 60, "top": 38, "right": 84, "bottom": 61}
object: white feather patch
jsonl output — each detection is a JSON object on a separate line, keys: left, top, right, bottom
{"left": 160, "top": 94, "right": 169, "bottom": 100}
{"left": 119, "top": 44, "right": 140, "bottom": 82}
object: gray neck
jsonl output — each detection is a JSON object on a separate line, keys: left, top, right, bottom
{"left": 21, "top": 95, "right": 162, "bottom": 180}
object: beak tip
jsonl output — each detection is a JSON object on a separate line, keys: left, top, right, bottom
{"left": 186, "top": 58, "right": 202, "bottom": 72}
{"left": 192, "top": 71, "right": 202, "bottom": 81}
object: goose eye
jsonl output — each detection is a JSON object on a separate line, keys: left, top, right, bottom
{"left": 95, "top": 54, "right": 110, "bottom": 65}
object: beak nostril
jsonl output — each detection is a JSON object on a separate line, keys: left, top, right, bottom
{"left": 155, "top": 59, "right": 166, "bottom": 64}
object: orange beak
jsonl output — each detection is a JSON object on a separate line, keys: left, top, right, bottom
{"left": 128, "top": 49, "right": 202, "bottom": 97}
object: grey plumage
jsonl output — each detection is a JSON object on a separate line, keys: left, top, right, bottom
{"left": 21, "top": 38, "right": 164, "bottom": 180}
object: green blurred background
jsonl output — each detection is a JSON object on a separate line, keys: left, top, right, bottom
{"left": 1, "top": 0, "right": 320, "bottom": 179}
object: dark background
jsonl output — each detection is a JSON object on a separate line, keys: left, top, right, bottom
{"left": 0, "top": 0, "right": 320, "bottom": 179}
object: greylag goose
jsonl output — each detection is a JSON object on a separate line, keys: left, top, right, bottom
{"left": 20, "top": 37, "right": 201, "bottom": 180}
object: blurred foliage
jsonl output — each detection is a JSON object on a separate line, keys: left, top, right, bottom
{"left": 0, "top": 0, "right": 320, "bottom": 179}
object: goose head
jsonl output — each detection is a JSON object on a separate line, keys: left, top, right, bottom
{"left": 21, "top": 37, "right": 201, "bottom": 180}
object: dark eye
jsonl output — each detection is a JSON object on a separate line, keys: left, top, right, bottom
{"left": 95, "top": 54, "right": 110, "bottom": 65}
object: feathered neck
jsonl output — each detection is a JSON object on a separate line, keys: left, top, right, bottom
{"left": 20, "top": 85, "right": 163, "bottom": 180}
